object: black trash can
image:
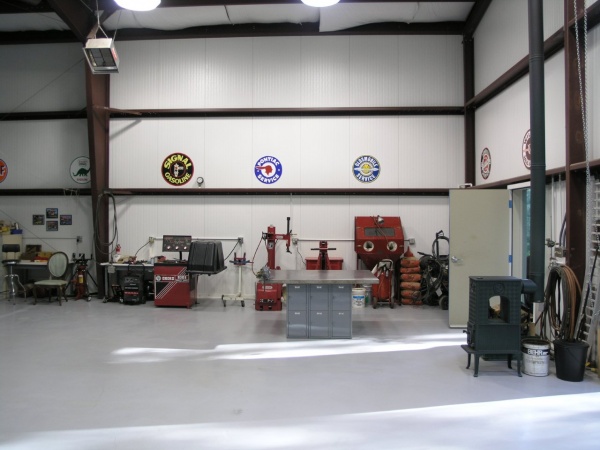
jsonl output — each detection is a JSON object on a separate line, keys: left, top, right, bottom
{"left": 553, "top": 339, "right": 589, "bottom": 382}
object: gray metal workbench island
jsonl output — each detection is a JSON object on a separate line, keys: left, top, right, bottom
{"left": 268, "top": 270, "right": 379, "bottom": 339}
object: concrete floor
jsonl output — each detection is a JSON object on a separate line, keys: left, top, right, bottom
{"left": 1, "top": 295, "right": 599, "bottom": 449}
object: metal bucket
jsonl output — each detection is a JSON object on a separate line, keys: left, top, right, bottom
{"left": 522, "top": 338, "right": 550, "bottom": 377}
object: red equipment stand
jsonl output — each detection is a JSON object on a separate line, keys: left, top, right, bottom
{"left": 306, "top": 240, "right": 343, "bottom": 270}
{"left": 154, "top": 261, "right": 196, "bottom": 308}
{"left": 255, "top": 219, "right": 291, "bottom": 311}
{"left": 305, "top": 258, "right": 343, "bottom": 270}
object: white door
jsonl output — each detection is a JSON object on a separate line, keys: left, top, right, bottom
{"left": 448, "top": 189, "right": 510, "bottom": 328}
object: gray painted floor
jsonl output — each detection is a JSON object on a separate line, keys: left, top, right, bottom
{"left": 1, "top": 295, "right": 599, "bottom": 449}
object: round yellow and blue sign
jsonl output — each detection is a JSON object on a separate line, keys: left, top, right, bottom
{"left": 353, "top": 155, "right": 380, "bottom": 183}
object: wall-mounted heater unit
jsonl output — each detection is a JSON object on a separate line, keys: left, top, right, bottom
{"left": 83, "top": 38, "right": 119, "bottom": 74}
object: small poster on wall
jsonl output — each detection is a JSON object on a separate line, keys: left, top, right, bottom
{"left": 46, "top": 208, "right": 58, "bottom": 219}
{"left": 33, "top": 215, "right": 44, "bottom": 225}
{"left": 60, "top": 215, "right": 72, "bottom": 225}
{"left": 46, "top": 221, "right": 58, "bottom": 232}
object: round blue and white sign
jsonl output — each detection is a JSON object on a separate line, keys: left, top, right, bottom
{"left": 254, "top": 156, "right": 283, "bottom": 184}
{"left": 353, "top": 155, "right": 380, "bottom": 183}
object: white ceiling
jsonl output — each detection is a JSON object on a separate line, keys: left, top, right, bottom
{"left": 0, "top": 1, "right": 475, "bottom": 36}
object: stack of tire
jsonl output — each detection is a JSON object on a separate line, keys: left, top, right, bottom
{"left": 399, "top": 247, "right": 422, "bottom": 305}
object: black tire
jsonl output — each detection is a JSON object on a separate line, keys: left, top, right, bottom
{"left": 439, "top": 295, "right": 449, "bottom": 310}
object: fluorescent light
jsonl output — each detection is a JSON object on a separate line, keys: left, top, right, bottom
{"left": 301, "top": 0, "right": 340, "bottom": 7}
{"left": 115, "top": 0, "right": 161, "bottom": 11}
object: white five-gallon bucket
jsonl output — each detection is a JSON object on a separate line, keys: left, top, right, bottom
{"left": 522, "top": 338, "right": 550, "bottom": 376}
{"left": 352, "top": 287, "right": 366, "bottom": 308}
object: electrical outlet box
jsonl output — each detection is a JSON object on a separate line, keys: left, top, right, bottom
{"left": 149, "top": 237, "right": 155, "bottom": 244}
{"left": 76, "top": 236, "right": 82, "bottom": 243}
{"left": 408, "top": 238, "right": 416, "bottom": 245}
{"left": 238, "top": 236, "right": 244, "bottom": 245}
{"left": 292, "top": 237, "right": 298, "bottom": 245}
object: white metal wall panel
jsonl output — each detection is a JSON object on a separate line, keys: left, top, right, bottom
{"left": 157, "top": 40, "right": 207, "bottom": 109}
{"left": 109, "top": 115, "right": 462, "bottom": 190}
{"left": 300, "top": 117, "right": 350, "bottom": 188}
{"left": 252, "top": 118, "right": 302, "bottom": 188}
{"left": 109, "top": 119, "right": 161, "bottom": 188}
{"left": 349, "top": 36, "right": 399, "bottom": 107}
{"left": 475, "top": 52, "right": 566, "bottom": 185}
{"left": 399, "top": 116, "right": 464, "bottom": 188}
{"left": 301, "top": 36, "right": 350, "bottom": 107}
{"left": 111, "top": 41, "right": 160, "bottom": 109}
{"left": 474, "top": 0, "right": 564, "bottom": 95}
{"left": 0, "top": 120, "right": 88, "bottom": 189}
{"left": 110, "top": 35, "right": 462, "bottom": 110}
{"left": 156, "top": 118, "right": 206, "bottom": 189}
{"left": 110, "top": 118, "right": 206, "bottom": 189}
{"left": 204, "top": 119, "right": 253, "bottom": 188}
{"left": 205, "top": 38, "right": 254, "bottom": 108}
{"left": 0, "top": 43, "right": 85, "bottom": 113}
{"left": 398, "top": 35, "right": 463, "bottom": 106}
{"left": 395, "top": 197, "right": 450, "bottom": 254}
{"left": 348, "top": 117, "right": 399, "bottom": 188}
{"left": 475, "top": 81, "right": 529, "bottom": 185}
{"left": 544, "top": 51, "right": 567, "bottom": 169}
{"left": 253, "top": 37, "right": 303, "bottom": 108}
{"left": 591, "top": 24, "right": 599, "bottom": 161}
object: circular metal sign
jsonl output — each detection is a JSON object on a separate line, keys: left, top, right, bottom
{"left": 522, "top": 129, "right": 531, "bottom": 170}
{"left": 480, "top": 148, "right": 491, "bottom": 180}
{"left": 70, "top": 157, "right": 91, "bottom": 184}
{"left": 353, "top": 155, "right": 380, "bottom": 183}
{"left": 254, "top": 156, "right": 283, "bottom": 184}
{"left": 162, "top": 153, "right": 194, "bottom": 186}
{"left": 0, "top": 159, "right": 7, "bottom": 183}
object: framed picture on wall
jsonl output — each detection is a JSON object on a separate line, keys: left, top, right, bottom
{"left": 60, "top": 215, "right": 72, "bottom": 225}
{"left": 33, "top": 214, "right": 44, "bottom": 225}
{"left": 46, "top": 208, "right": 58, "bottom": 219}
{"left": 46, "top": 220, "right": 58, "bottom": 232}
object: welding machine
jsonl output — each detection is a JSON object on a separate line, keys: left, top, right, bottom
{"left": 123, "top": 275, "right": 145, "bottom": 305}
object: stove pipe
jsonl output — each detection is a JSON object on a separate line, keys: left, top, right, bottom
{"left": 528, "top": 0, "right": 546, "bottom": 302}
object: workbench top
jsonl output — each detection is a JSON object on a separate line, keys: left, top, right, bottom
{"left": 267, "top": 269, "right": 378, "bottom": 285}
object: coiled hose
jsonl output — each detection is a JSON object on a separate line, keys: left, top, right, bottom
{"left": 537, "top": 264, "right": 582, "bottom": 342}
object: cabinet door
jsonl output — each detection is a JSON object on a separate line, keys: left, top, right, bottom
{"left": 331, "top": 284, "right": 351, "bottom": 310}
{"left": 309, "top": 284, "right": 329, "bottom": 310}
{"left": 309, "top": 310, "right": 330, "bottom": 338}
{"left": 288, "top": 310, "right": 308, "bottom": 338}
{"left": 288, "top": 284, "right": 307, "bottom": 310}
{"left": 332, "top": 310, "right": 351, "bottom": 338}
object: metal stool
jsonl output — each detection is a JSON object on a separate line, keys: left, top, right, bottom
{"left": 2, "top": 244, "right": 25, "bottom": 304}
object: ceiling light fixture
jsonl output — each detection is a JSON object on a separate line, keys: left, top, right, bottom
{"left": 115, "top": 0, "right": 161, "bottom": 11}
{"left": 301, "top": 0, "right": 340, "bottom": 7}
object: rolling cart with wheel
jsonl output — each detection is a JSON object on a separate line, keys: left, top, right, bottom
{"left": 221, "top": 253, "right": 250, "bottom": 307}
